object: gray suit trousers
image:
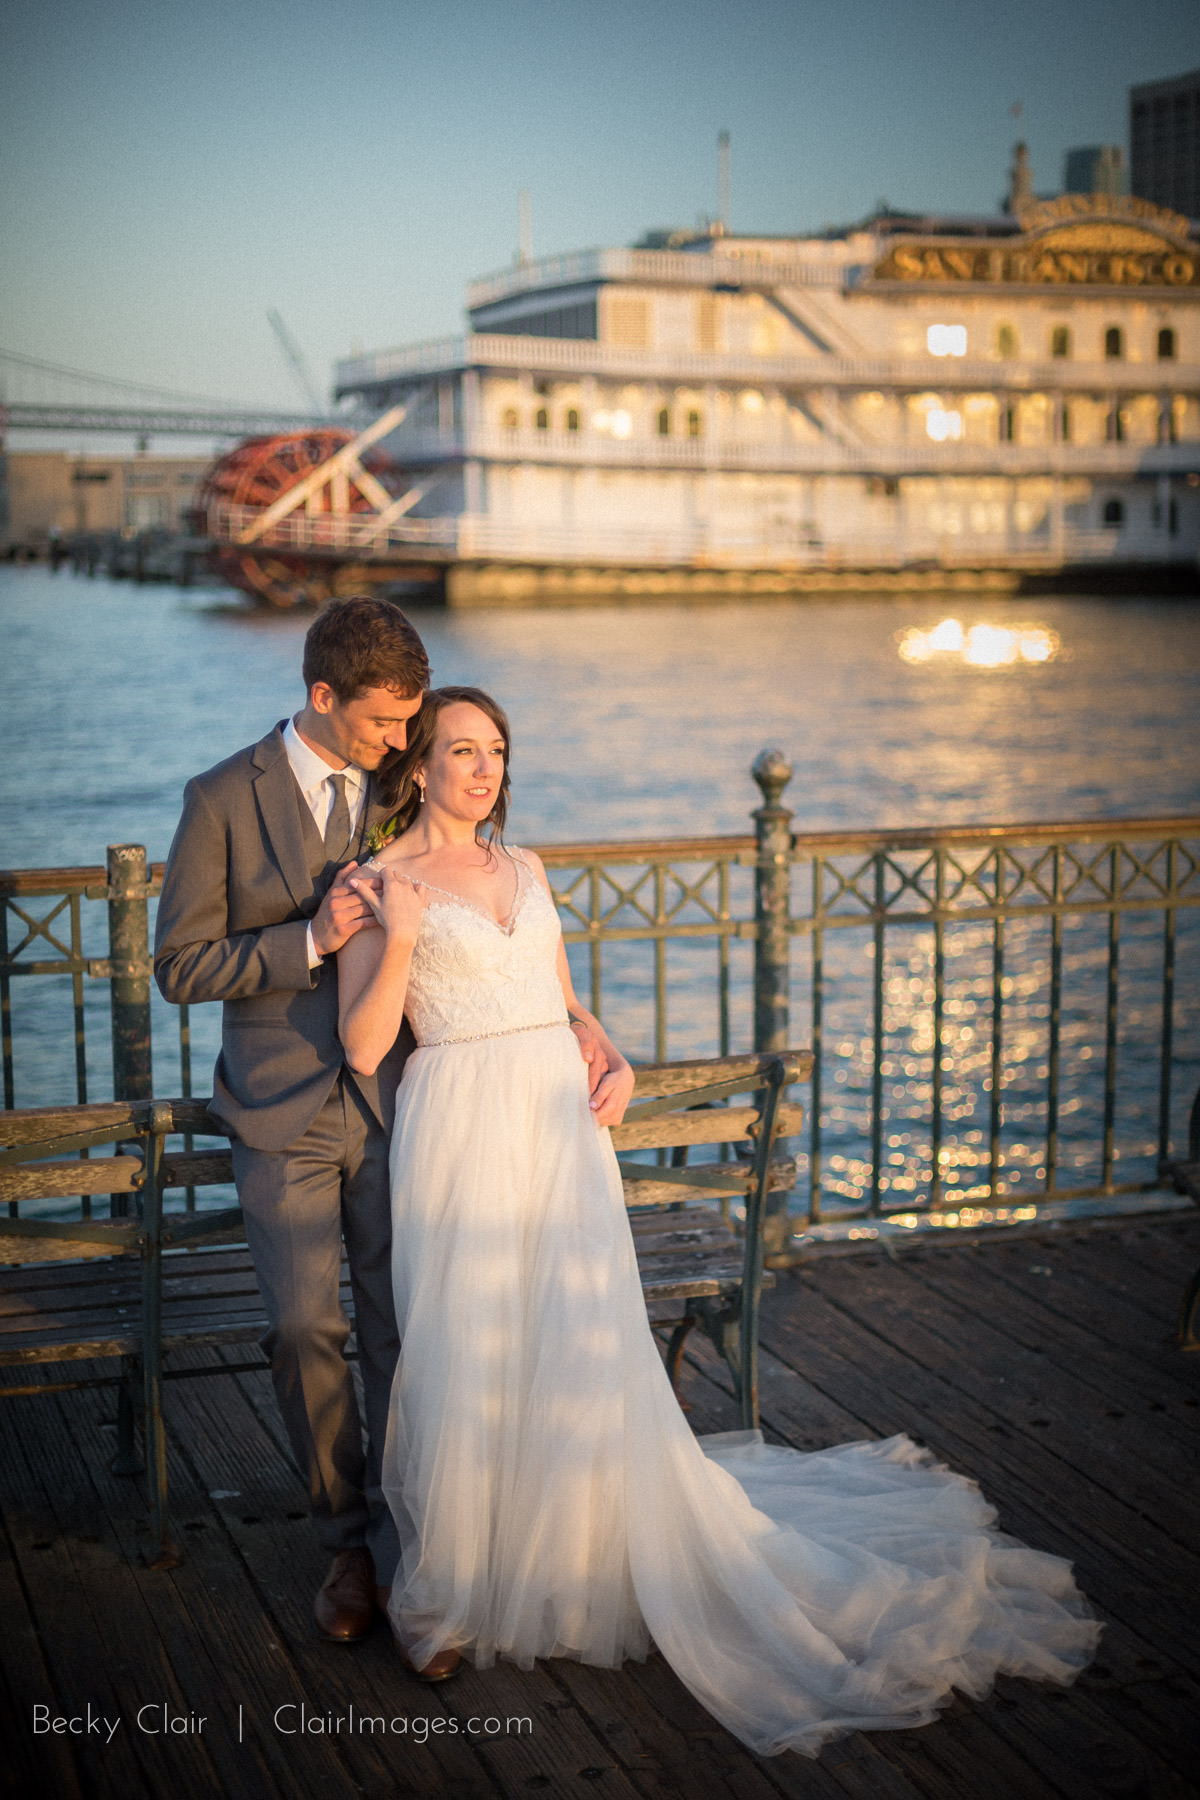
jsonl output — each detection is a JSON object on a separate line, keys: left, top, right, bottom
{"left": 232, "top": 1072, "right": 400, "bottom": 1584}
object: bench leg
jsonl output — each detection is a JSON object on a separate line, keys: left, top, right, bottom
{"left": 691, "top": 1297, "right": 759, "bottom": 1431}
{"left": 1180, "top": 1265, "right": 1200, "bottom": 1351}
{"left": 110, "top": 1359, "right": 144, "bottom": 1477}
{"left": 665, "top": 1317, "right": 697, "bottom": 1407}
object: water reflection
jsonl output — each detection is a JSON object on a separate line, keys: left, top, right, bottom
{"left": 897, "top": 617, "right": 1061, "bottom": 667}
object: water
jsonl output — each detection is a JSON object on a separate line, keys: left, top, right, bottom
{"left": 3, "top": 566, "right": 1199, "bottom": 865}
{"left": 3, "top": 565, "right": 1199, "bottom": 1211}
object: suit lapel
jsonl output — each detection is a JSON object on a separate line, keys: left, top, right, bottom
{"left": 251, "top": 726, "right": 318, "bottom": 911}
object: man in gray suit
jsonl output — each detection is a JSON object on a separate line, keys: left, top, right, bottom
{"left": 155, "top": 597, "right": 434, "bottom": 1657}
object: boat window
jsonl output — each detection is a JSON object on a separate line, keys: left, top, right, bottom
{"left": 927, "top": 324, "right": 966, "bottom": 356}
{"left": 535, "top": 407, "right": 549, "bottom": 431}
{"left": 1102, "top": 498, "right": 1123, "bottom": 527}
{"left": 657, "top": 408, "right": 671, "bottom": 436}
{"left": 1104, "top": 327, "right": 1123, "bottom": 359}
{"left": 565, "top": 408, "right": 580, "bottom": 432}
{"left": 502, "top": 407, "right": 519, "bottom": 430}
{"left": 687, "top": 410, "right": 703, "bottom": 438}
{"left": 1157, "top": 327, "right": 1176, "bottom": 360}
{"left": 1050, "top": 326, "right": 1071, "bottom": 359}
{"left": 997, "top": 324, "right": 1018, "bottom": 359}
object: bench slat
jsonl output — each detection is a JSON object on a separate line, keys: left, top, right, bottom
{"left": 612, "top": 1102, "right": 804, "bottom": 1153}
{"left": 0, "top": 1156, "right": 143, "bottom": 1201}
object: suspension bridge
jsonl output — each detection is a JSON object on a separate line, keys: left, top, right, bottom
{"left": 0, "top": 347, "right": 334, "bottom": 440}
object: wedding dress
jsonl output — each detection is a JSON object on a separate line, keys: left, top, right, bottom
{"left": 379, "top": 851, "right": 1098, "bottom": 1758}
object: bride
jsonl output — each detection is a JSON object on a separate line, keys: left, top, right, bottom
{"left": 337, "top": 685, "right": 1098, "bottom": 1760}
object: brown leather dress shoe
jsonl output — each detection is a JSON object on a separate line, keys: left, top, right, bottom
{"left": 314, "top": 1548, "right": 377, "bottom": 1641}
{"left": 375, "top": 1586, "right": 463, "bottom": 1681}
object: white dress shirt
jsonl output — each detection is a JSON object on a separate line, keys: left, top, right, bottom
{"left": 283, "top": 717, "right": 369, "bottom": 967}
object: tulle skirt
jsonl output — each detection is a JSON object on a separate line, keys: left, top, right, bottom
{"left": 382, "top": 1025, "right": 1098, "bottom": 1758}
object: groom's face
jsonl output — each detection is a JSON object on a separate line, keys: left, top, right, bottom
{"left": 308, "top": 682, "right": 423, "bottom": 770}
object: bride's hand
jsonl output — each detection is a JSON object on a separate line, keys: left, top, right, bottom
{"left": 588, "top": 1058, "right": 636, "bottom": 1128}
{"left": 349, "top": 868, "right": 426, "bottom": 942}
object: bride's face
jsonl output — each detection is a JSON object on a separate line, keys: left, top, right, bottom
{"left": 420, "top": 702, "right": 506, "bottom": 825}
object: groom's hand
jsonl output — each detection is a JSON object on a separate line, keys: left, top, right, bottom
{"left": 312, "top": 862, "right": 377, "bottom": 957}
{"left": 570, "top": 1019, "right": 609, "bottom": 1094}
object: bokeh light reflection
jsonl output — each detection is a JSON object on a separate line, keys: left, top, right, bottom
{"left": 897, "top": 617, "right": 1061, "bottom": 668}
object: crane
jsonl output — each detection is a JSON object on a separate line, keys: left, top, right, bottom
{"left": 266, "top": 309, "right": 327, "bottom": 418}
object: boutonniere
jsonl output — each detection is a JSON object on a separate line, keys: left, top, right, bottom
{"left": 365, "top": 812, "right": 402, "bottom": 857}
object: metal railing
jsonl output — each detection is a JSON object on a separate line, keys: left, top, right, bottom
{"left": 3, "top": 765, "right": 1198, "bottom": 1241}
{"left": 335, "top": 331, "right": 1200, "bottom": 398}
{"left": 301, "top": 422, "right": 1200, "bottom": 479}
{"left": 204, "top": 500, "right": 1192, "bottom": 571}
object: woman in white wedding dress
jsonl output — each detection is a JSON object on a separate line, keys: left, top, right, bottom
{"left": 338, "top": 686, "right": 1099, "bottom": 1760}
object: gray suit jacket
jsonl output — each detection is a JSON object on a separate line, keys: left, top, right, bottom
{"left": 154, "top": 723, "right": 410, "bottom": 1153}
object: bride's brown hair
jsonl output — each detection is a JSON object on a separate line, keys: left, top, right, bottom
{"left": 377, "top": 685, "right": 512, "bottom": 848}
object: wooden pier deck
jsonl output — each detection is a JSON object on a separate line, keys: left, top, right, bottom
{"left": 2, "top": 1211, "right": 1198, "bottom": 1800}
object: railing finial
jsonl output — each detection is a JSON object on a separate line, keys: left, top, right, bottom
{"left": 752, "top": 747, "right": 793, "bottom": 812}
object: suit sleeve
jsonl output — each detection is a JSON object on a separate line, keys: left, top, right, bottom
{"left": 154, "top": 777, "right": 315, "bottom": 1005}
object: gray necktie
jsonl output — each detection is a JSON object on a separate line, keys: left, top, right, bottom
{"left": 323, "top": 772, "right": 353, "bottom": 864}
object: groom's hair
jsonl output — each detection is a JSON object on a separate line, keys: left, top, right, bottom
{"left": 302, "top": 596, "right": 430, "bottom": 700}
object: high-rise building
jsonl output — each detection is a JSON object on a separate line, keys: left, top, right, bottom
{"left": 1130, "top": 69, "right": 1200, "bottom": 218}
{"left": 1063, "top": 145, "right": 1127, "bottom": 198}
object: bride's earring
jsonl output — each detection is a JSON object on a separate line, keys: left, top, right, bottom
{"left": 417, "top": 779, "right": 426, "bottom": 805}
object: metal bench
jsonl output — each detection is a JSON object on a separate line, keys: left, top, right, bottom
{"left": 0, "top": 1049, "right": 808, "bottom": 1563}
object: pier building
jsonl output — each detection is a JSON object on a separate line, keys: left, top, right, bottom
{"left": 327, "top": 180, "right": 1199, "bottom": 600}
{"left": 4, "top": 451, "right": 209, "bottom": 551}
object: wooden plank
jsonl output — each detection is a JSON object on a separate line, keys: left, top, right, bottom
{"left": 0, "top": 1386, "right": 227, "bottom": 1799}
{"left": 898, "top": 1238, "right": 1200, "bottom": 1415}
{"left": 0, "top": 1101, "right": 140, "bottom": 1144}
{"left": 612, "top": 1102, "right": 805, "bottom": 1153}
{"left": 45, "top": 1364, "right": 374, "bottom": 1800}
{"left": 0, "top": 1156, "right": 143, "bottom": 1200}
{"left": 753, "top": 1271, "right": 1200, "bottom": 1671}
{"left": 680, "top": 1331, "right": 1198, "bottom": 1786}
{"left": 4, "top": 1221, "right": 1200, "bottom": 1797}
{"left": 0, "top": 1232, "right": 136, "bottom": 1266}
{"left": 621, "top": 1157, "right": 796, "bottom": 1207}
{"left": 630, "top": 1052, "right": 812, "bottom": 1099}
{"left": 145, "top": 1356, "right": 500, "bottom": 1798}
{"left": 806, "top": 1251, "right": 1200, "bottom": 1534}
{"left": 160, "top": 1150, "right": 234, "bottom": 1187}
{"left": 0, "top": 1500, "right": 85, "bottom": 1800}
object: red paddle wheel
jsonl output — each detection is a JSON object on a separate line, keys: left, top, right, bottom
{"left": 200, "top": 426, "right": 404, "bottom": 608}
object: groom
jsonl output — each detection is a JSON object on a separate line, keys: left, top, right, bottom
{"left": 154, "top": 596, "right": 431, "bottom": 1655}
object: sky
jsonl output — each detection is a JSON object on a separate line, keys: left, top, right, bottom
{"left": 1, "top": 0, "right": 1198, "bottom": 413}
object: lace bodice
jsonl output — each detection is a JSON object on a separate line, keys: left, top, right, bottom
{"left": 379, "top": 851, "right": 568, "bottom": 1047}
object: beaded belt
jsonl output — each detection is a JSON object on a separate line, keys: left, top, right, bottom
{"left": 421, "top": 1018, "right": 569, "bottom": 1049}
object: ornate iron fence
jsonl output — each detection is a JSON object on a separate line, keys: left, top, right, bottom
{"left": 3, "top": 762, "right": 1198, "bottom": 1241}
